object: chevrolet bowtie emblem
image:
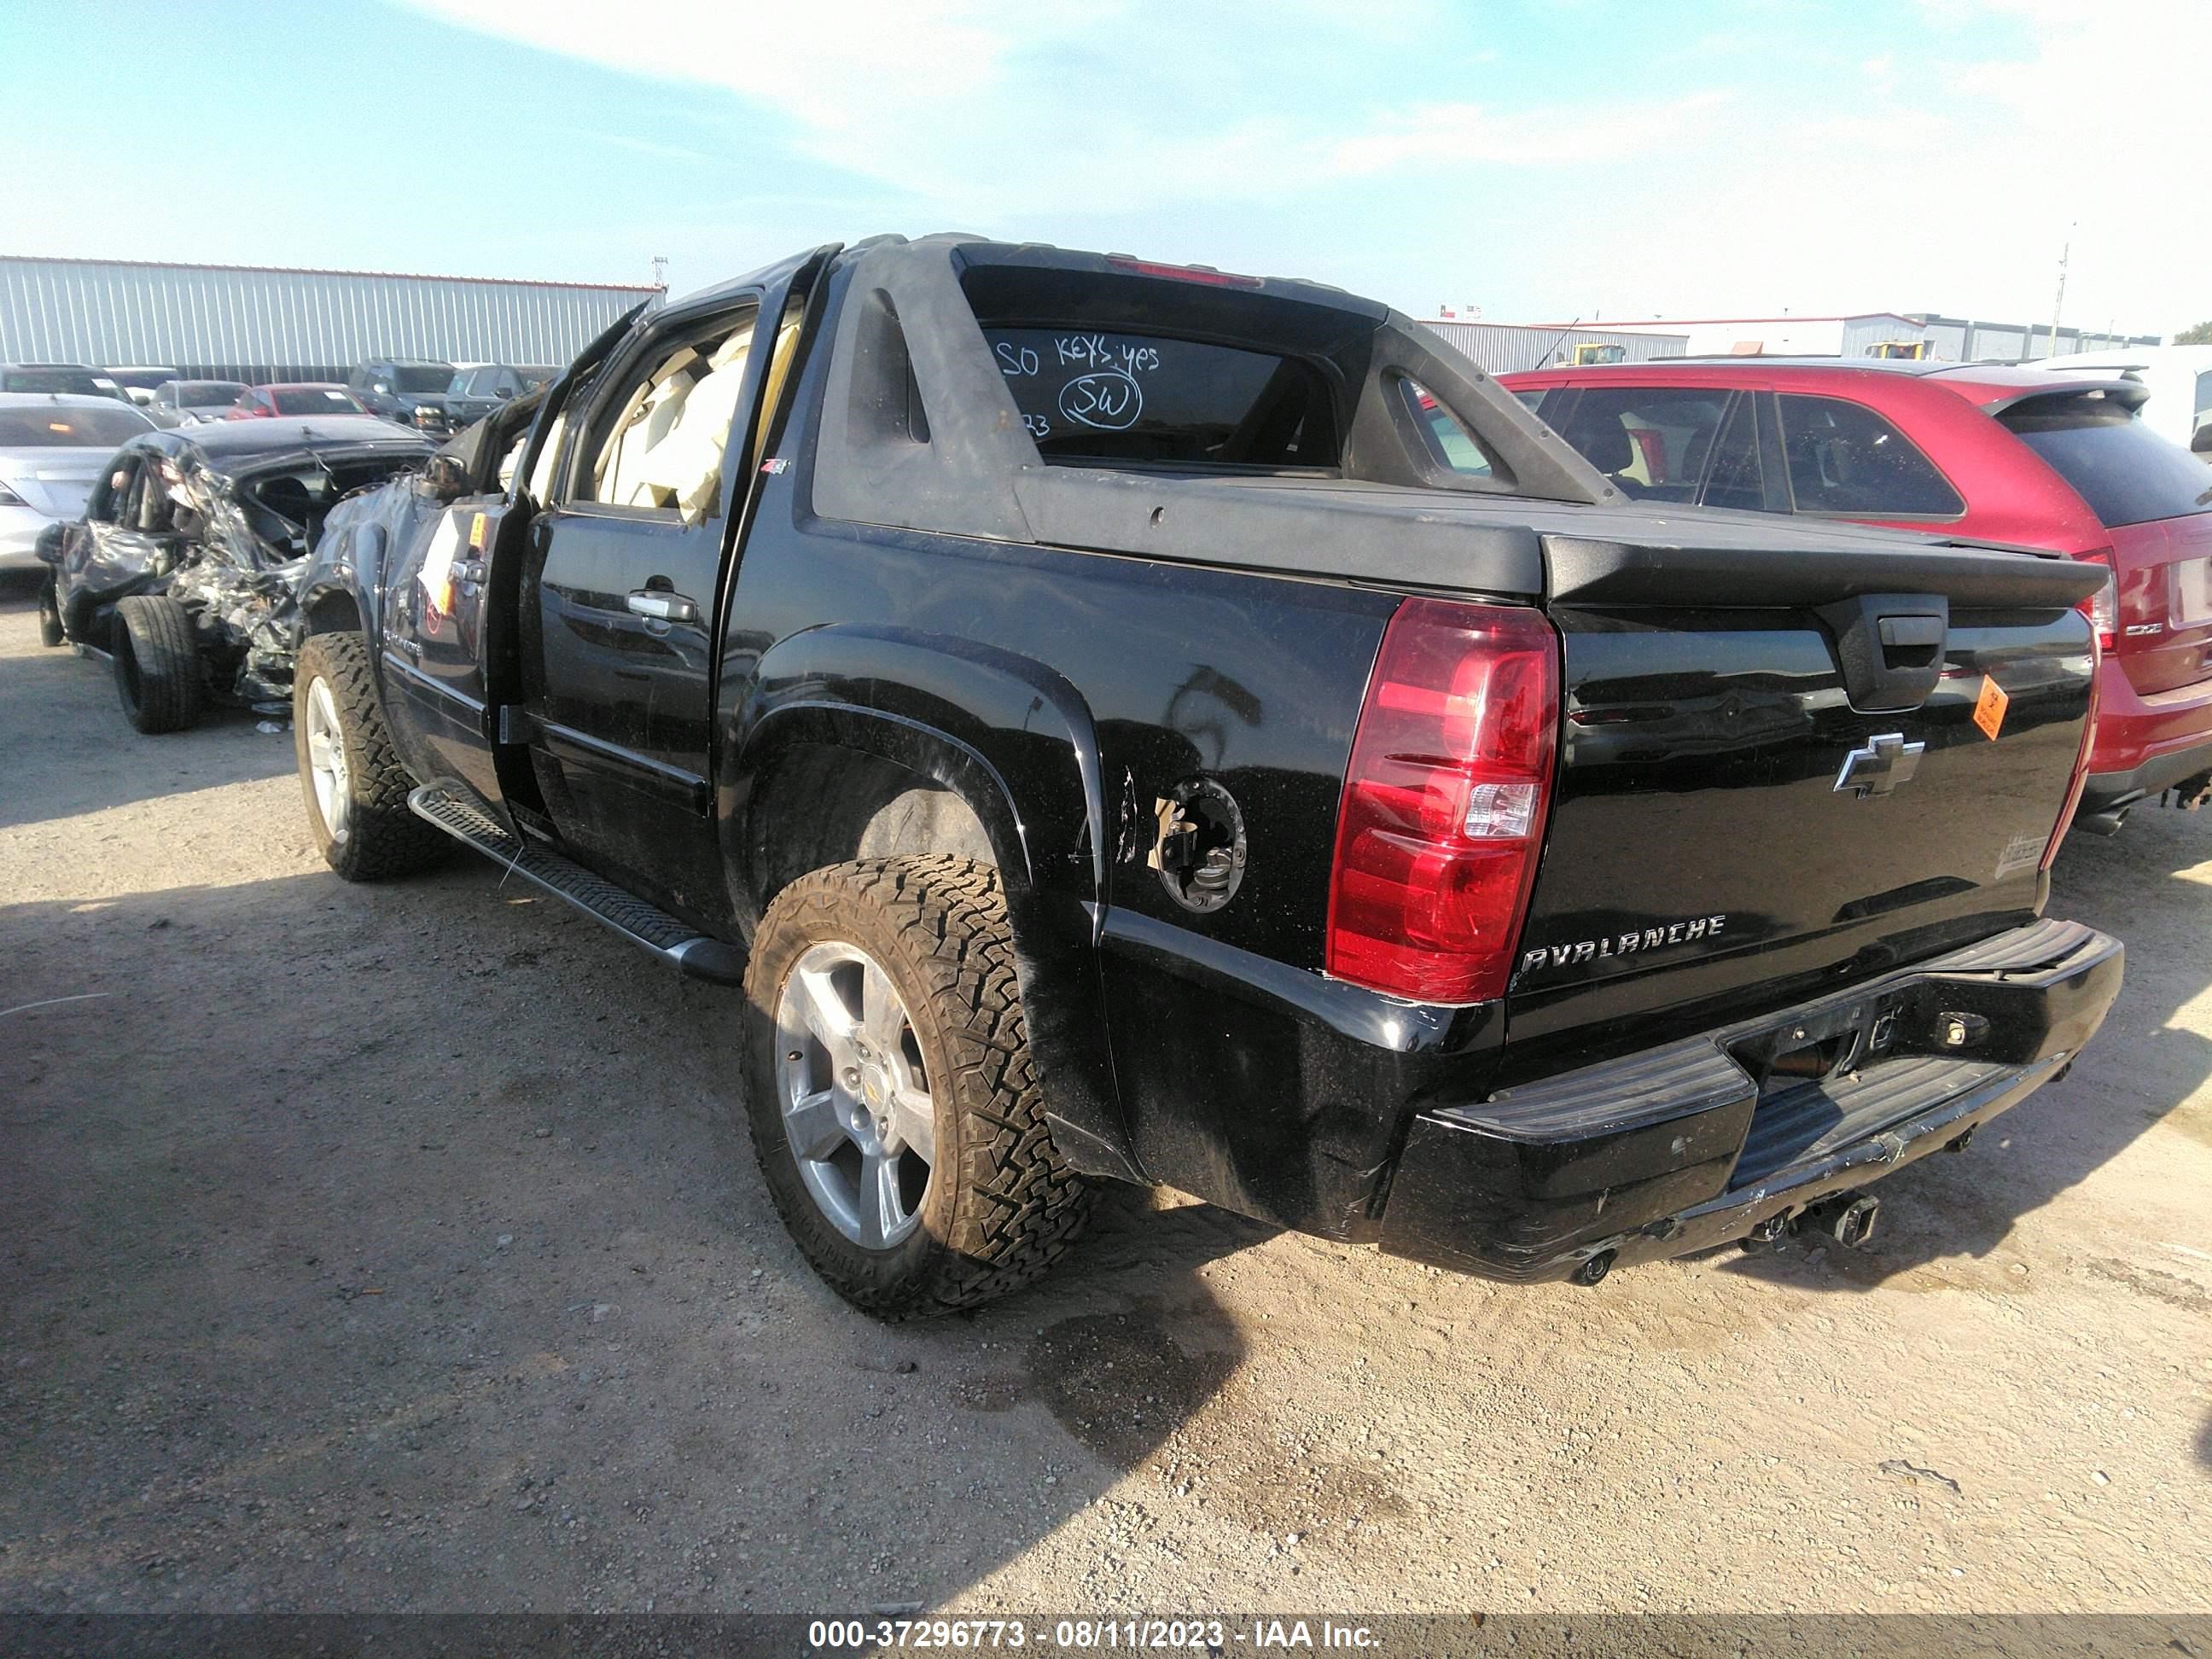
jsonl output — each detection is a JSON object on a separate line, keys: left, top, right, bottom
{"left": 1835, "top": 731, "right": 1926, "bottom": 798}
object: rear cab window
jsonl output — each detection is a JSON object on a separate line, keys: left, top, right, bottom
{"left": 980, "top": 326, "right": 1338, "bottom": 469}
{"left": 1999, "top": 391, "right": 2212, "bottom": 528}
{"left": 1777, "top": 393, "right": 1963, "bottom": 517}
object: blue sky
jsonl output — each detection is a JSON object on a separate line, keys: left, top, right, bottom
{"left": 3, "top": 0, "right": 2201, "bottom": 332}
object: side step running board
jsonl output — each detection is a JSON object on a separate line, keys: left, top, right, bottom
{"left": 408, "top": 782, "right": 747, "bottom": 985}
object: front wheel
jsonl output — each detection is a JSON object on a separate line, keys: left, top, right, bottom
{"left": 741, "top": 856, "right": 1094, "bottom": 1318}
{"left": 37, "top": 575, "right": 64, "bottom": 647}
{"left": 292, "top": 631, "right": 449, "bottom": 882}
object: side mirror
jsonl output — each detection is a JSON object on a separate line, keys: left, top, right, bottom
{"left": 420, "top": 454, "right": 469, "bottom": 503}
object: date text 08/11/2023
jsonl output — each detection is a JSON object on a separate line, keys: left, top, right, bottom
{"left": 806, "top": 1617, "right": 1382, "bottom": 1650}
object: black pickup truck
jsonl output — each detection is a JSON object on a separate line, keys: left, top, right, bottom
{"left": 291, "top": 235, "right": 2122, "bottom": 1315}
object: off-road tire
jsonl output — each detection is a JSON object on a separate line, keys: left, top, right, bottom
{"left": 292, "top": 631, "right": 448, "bottom": 882}
{"left": 111, "top": 594, "right": 202, "bottom": 733}
{"left": 37, "top": 576, "right": 64, "bottom": 647}
{"left": 741, "top": 856, "right": 1095, "bottom": 1317}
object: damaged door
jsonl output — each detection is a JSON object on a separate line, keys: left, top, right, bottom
{"left": 521, "top": 296, "right": 764, "bottom": 899}
{"left": 379, "top": 305, "right": 645, "bottom": 818}
{"left": 381, "top": 469, "right": 516, "bottom": 805}
{"left": 61, "top": 449, "right": 186, "bottom": 645}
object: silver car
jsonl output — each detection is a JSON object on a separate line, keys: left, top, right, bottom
{"left": 0, "top": 393, "right": 155, "bottom": 571}
{"left": 145, "top": 379, "right": 249, "bottom": 428}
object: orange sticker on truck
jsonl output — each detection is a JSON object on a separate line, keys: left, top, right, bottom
{"left": 1972, "top": 675, "right": 2008, "bottom": 741}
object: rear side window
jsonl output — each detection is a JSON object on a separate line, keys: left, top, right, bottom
{"left": 2001, "top": 393, "right": 2212, "bottom": 527}
{"left": 981, "top": 327, "right": 1337, "bottom": 468}
{"left": 1777, "top": 394, "right": 1963, "bottom": 516}
{"left": 3, "top": 368, "right": 105, "bottom": 396}
{"left": 1400, "top": 378, "right": 1499, "bottom": 479}
{"left": 271, "top": 387, "right": 361, "bottom": 416}
{"left": 1699, "top": 395, "right": 1769, "bottom": 512}
{"left": 0, "top": 405, "right": 151, "bottom": 446}
{"left": 1551, "top": 386, "right": 1734, "bottom": 504}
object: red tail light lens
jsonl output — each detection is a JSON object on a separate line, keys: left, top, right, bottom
{"left": 1104, "top": 255, "right": 1263, "bottom": 288}
{"left": 2076, "top": 549, "right": 2116, "bottom": 652}
{"left": 1326, "top": 597, "right": 1560, "bottom": 1004}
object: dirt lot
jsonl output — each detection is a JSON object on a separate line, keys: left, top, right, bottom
{"left": 2, "top": 580, "right": 2209, "bottom": 1618}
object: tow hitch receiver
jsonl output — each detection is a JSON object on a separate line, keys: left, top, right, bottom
{"left": 1795, "top": 1190, "right": 1881, "bottom": 1249}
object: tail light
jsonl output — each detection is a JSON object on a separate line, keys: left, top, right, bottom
{"left": 1104, "top": 255, "right": 1263, "bottom": 288}
{"left": 1326, "top": 597, "right": 1560, "bottom": 1004}
{"left": 2042, "top": 627, "right": 2102, "bottom": 869}
{"left": 2076, "top": 549, "right": 2116, "bottom": 652}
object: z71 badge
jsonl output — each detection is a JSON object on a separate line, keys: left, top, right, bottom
{"left": 1520, "top": 914, "right": 1730, "bottom": 979}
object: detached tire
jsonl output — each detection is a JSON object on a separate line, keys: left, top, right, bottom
{"left": 111, "top": 594, "right": 202, "bottom": 733}
{"left": 742, "top": 855, "right": 1094, "bottom": 1318}
{"left": 37, "top": 576, "right": 64, "bottom": 648}
{"left": 292, "top": 631, "right": 448, "bottom": 882}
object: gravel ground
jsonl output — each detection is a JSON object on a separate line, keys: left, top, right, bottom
{"left": 2, "top": 581, "right": 2209, "bottom": 1616}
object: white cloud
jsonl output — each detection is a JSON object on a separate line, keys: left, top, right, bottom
{"left": 403, "top": 0, "right": 1697, "bottom": 215}
{"left": 404, "top": 0, "right": 2212, "bottom": 333}
{"left": 1324, "top": 92, "right": 1733, "bottom": 175}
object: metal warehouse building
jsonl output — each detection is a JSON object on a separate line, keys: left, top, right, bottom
{"left": 0, "top": 256, "right": 662, "bottom": 383}
{"left": 1420, "top": 318, "right": 1687, "bottom": 373}
{"left": 1569, "top": 311, "right": 2160, "bottom": 362}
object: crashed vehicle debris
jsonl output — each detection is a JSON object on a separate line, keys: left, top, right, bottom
{"left": 38, "top": 416, "right": 434, "bottom": 731}
{"left": 292, "top": 235, "right": 2120, "bottom": 1315}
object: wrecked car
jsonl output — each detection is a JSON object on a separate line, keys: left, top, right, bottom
{"left": 292, "top": 236, "right": 2120, "bottom": 1316}
{"left": 38, "top": 416, "right": 434, "bottom": 731}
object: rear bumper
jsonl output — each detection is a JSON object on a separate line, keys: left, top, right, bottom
{"left": 2081, "top": 736, "right": 2212, "bottom": 813}
{"left": 0, "top": 506, "right": 55, "bottom": 572}
{"left": 2083, "top": 657, "right": 2212, "bottom": 810}
{"left": 1377, "top": 918, "right": 2122, "bottom": 1282}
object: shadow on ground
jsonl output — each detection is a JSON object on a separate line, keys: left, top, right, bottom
{"left": 0, "top": 587, "right": 294, "bottom": 832}
{"left": 0, "top": 869, "right": 1286, "bottom": 1612}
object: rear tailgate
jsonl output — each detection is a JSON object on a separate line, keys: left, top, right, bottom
{"left": 1993, "top": 389, "right": 2212, "bottom": 699}
{"left": 1500, "top": 524, "right": 2101, "bottom": 1082}
{"left": 2111, "top": 513, "right": 2212, "bottom": 696}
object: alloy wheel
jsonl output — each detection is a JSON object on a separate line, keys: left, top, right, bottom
{"left": 304, "top": 677, "right": 351, "bottom": 843}
{"left": 773, "top": 940, "right": 936, "bottom": 1249}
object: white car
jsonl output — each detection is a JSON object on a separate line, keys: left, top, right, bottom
{"left": 0, "top": 393, "right": 154, "bottom": 572}
{"left": 2037, "top": 345, "right": 2212, "bottom": 461}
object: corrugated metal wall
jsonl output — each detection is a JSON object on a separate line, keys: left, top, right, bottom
{"left": 0, "top": 257, "right": 661, "bottom": 381}
{"left": 1839, "top": 317, "right": 1926, "bottom": 357}
{"left": 1419, "top": 320, "right": 1686, "bottom": 374}
{"left": 1905, "top": 315, "right": 2161, "bottom": 362}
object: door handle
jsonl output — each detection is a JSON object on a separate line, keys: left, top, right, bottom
{"left": 626, "top": 588, "right": 699, "bottom": 623}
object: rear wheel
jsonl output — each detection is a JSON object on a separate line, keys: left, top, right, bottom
{"left": 293, "top": 631, "right": 448, "bottom": 882}
{"left": 37, "top": 576, "right": 64, "bottom": 647}
{"left": 741, "top": 856, "right": 1093, "bottom": 1318}
{"left": 111, "top": 594, "right": 202, "bottom": 733}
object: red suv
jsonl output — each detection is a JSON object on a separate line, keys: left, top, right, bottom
{"left": 1500, "top": 359, "right": 2212, "bottom": 830}
{"left": 224, "top": 383, "right": 372, "bottom": 420}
